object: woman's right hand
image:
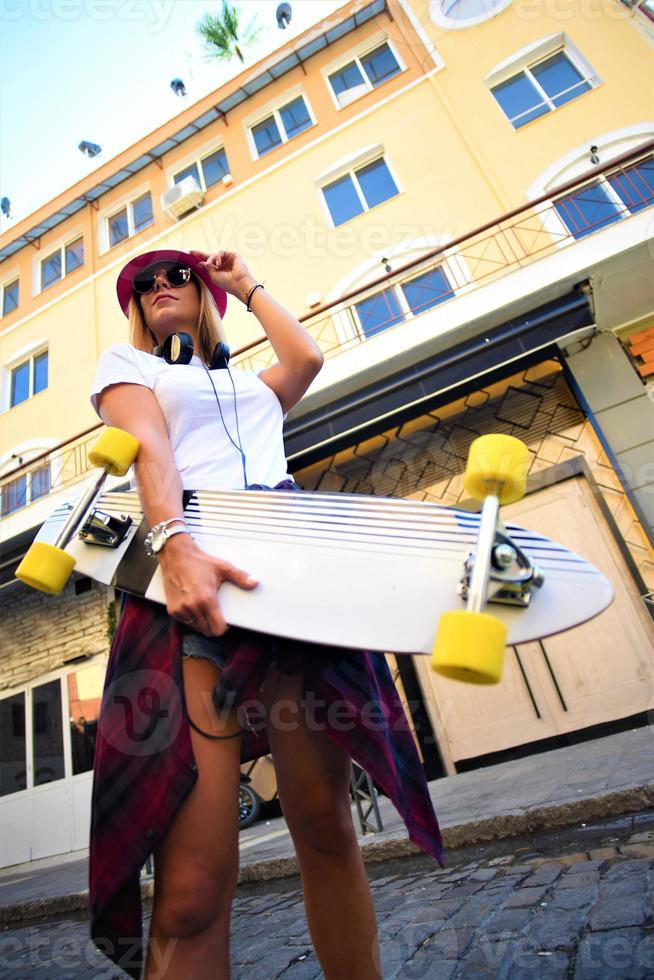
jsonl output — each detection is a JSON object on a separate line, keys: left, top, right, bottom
{"left": 158, "top": 533, "right": 258, "bottom": 636}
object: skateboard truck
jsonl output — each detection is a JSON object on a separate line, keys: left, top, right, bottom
{"left": 15, "top": 427, "right": 140, "bottom": 594}
{"left": 458, "top": 526, "right": 544, "bottom": 608}
{"left": 432, "top": 434, "right": 532, "bottom": 686}
{"left": 79, "top": 508, "right": 132, "bottom": 548}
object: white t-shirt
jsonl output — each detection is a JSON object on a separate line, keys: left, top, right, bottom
{"left": 90, "top": 343, "right": 292, "bottom": 491}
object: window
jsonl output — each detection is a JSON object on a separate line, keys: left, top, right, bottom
{"left": 1, "top": 462, "right": 50, "bottom": 516}
{"left": 32, "top": 679, "right": 65, "bottom": 786}
{"left": 2, "top": 279, "right": 18, "bottom": 316}
{"left": 0, "top": 693, "right": 26, "bottom": 797}
{"left": 174, "top": 147, "right": 230, "bottom": 190}
{"left": 108, "top": 193, "right": 153, "bottom": 247}
{"left": 322, "top": 157, "right": 399, "bottom": 227}
{"left": 10, "top": 350, "right": 48, "bottom": 408}
{"left": 432, "top": 0, "right": 512, "bottom": 27}
{"left": 250, "top": 95, "right": 313, "bottom": 158}
{"left": 554, "top": 156, "right": 654, "bottom": 240}
{"left": 492, "top": 50, "right": 593, "bottom": 128}
{"left": 355, "top": 265, "right": 455, "bottom": 337}
{"left": 41, "top": 238, "right": 84, "bottom": 291}
{"left": 67, "top": 663, "right": 104, "bottom": 776}
{"left": 328, "top": 42, "right": 401, "bottom": 107}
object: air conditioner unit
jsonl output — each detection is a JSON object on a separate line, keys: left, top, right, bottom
{"left": 222, "top": 173, "right": 234, "bottom": 188}
{"left": 336, "top": 83, "right": 369, "bottom": 108}
{"left": 161, "top": 176, "right": 204, "bottom": 220}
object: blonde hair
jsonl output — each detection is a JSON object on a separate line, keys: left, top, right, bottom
{"left": 128, "top": 274, "right": 227, "bottom": 364}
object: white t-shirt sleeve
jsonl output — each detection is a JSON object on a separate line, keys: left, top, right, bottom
{"left": 90, "top": 344, "right": 153, "bottom": 416}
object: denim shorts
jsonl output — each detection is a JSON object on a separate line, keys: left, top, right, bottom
{"left": 181, "top": 629, "right": 229, "bottom": 669}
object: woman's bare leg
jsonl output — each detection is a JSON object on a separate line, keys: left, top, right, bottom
{"left": 143, "top": 655, "right": 242, "bottom": 980}
{"left": 260, "top": 666, "right": 381, "bottom": 980}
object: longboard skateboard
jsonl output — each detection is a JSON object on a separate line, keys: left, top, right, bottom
{"left": 16, "top": 428, "right": 614, "bottom": 684}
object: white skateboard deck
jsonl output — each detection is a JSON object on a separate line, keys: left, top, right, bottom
{"left": 35, "top": 488, "right": 614, "bottom": 654}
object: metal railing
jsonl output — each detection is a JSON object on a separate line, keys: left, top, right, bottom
{"left": 2, "top": 140, "right": 652, "bottom": 520}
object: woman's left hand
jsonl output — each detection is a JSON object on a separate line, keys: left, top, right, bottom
{"left": 189, "top": 249, "right": 255, "bottom": 303}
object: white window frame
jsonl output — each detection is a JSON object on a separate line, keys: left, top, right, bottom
{"left": 0, "top": 438, "right": 58, "bottom": 515}
{"left": 322, "top": 33, "right": 406, "bottom": 110}
{"left": 2, "top": 340, "right": 48, "bottom": 412}
{"left": 527, "top": 126, "right": 654, "bottom": 251}
{"left": 170, "top": 143, "right": 231, "bottom": 192}
{"left": 430, "top": 0, "right": 513, "bottom": 30}
{"left": 325, "top": 240, "right": 473, "bottom": 345}
{"left": 1, "top": 273, "right": 19, "bottom": 318}
{"left": 31, "top": 228, "right": 84, "bottom": 297}
{"left": 39, "top": 236, "right": 85, "bottom": 293}
{"left": 99, "top": 184, "right": 154, "bottom": 254}
{"left": 245, "top": 88, "right": 316, "bottom": 161}
{"left": 0, "top": 654, "right": 107, "bottom": 798}
{"left": 485, "top": 34, "right": 600, "bottom": 129}
{"left": 317, "top": 151, "right": 403, "bottom": 230}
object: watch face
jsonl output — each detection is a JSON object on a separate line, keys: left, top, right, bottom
{"left": 150, "top": 527, "right": 166, "bottom": 552}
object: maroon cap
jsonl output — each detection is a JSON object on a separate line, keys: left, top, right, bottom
{"left": 116, "top": 249, "right": 228, "bottom": 319}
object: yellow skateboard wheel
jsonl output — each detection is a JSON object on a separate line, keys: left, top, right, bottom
{"left": 464, "top": 434, "right": 529, "bottom": 504}
{"left": 88, "top": 426, "right": 139, "bottom": 477}
{"left": 15, "top": 542, "right": 76, "bottom": 595}
{"left": 432, "top": 609, "right": 507, "bottom": 685}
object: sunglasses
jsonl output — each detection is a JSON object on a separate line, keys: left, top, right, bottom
{"left": 132, "top": 263, "right": 193, "bottom": 295}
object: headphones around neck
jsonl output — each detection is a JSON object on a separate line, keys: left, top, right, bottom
{"left": 152, "top": 331, "right": 230, "bottom": 371}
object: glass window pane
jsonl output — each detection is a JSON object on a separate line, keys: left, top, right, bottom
{"left": 202, "top": 148, "right": 230, "bottom": 187}
{"left": 33, "top": 351, "right": 48, "bottom": 394}
{"left": 133, "top": 194, "right": 153, "bottom": 232}
{"left": 355, "top": 288, "right": 403, "bottom": 337}
{"left": 109, "top": 208, "right": 129, "bottom": 247}
{"left": 0, "top": 693, "right": 26, "bottom": 797}
{"left": 356, "top": 158, "right": 399, "bottom": 209}
{"left": 531, "top": 51, "right": 590, "bottom": 108}
{"left": 11, "top": 361, "right": 30, "bottom": 406}
{"left": 360, "top": 43, "right": 400, "bottom": 87}
{"left": 252, "top": 115, "right": 282, "bottom": 156}
{"left": 402, "top": 267, "right": 455, "bottom": 314}
{"left": 30, "top": 463, "right": 51, "bottom": 501}
{"left": 32, "top": 679, "right": 65, "bottom": 786}
{"left": 65, "top": 238, "right": 84, "bottom": 275}
{"left": 174, "top": 163, "right": 201, "bottom": 186}
{"left": 323, "top": 174, "right": 364, "bottom": 226}
{"left": 329, "top": 60, "right": 366, "bottom": 101}
{"left": 2, "top": 280, "right": 18, "bottom": 316}
{"left": 444, "top": 0, "right": 505, "bottom": 17}
{"left": 608, "top": 159, "right": 654, "bottom": 215}
{"left": 554, "top": 183, "right": 622, "bottom": 239}
{"left": 41, "top": 251, "right": 62, "bottom": 290}
{"left": 1, "top": 476, "right": 27, "bottom": 515}
{"left": 67, "top": 664, "right": 104, "bottom": 776}
{"left": 492, "top": 73, "right": 548, "bottom": 128}
{"left": 279, "top": 97, "right": 311, "bottom": 139}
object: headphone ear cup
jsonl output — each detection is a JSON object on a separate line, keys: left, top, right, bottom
{"left": 210, "top": 342, "right": 231, "bottom": 370}
{"left": 160, "top": 332, "right": 194, "bottom": 365}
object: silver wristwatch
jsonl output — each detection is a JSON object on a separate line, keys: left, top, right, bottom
{"left": 144, "top": 519, "right": 191, "bottom": 557}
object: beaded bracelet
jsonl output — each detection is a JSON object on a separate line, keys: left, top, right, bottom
{"left": 245, "top": 282, "right": 264, "bottom": 312}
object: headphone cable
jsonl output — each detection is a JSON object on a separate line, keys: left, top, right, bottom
{"left": 201, "top": 362, "right": 249, "bottom": 490}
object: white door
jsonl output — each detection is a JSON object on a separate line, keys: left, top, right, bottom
{"left": 415, "top": 473, "right": 654, "bottom": 768}
{"left": 0, "top": 659, "right": 105, "bottom": 867}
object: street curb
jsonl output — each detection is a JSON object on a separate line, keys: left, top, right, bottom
{"left": 1, "top": 783, "right": 652, "bottom": 927}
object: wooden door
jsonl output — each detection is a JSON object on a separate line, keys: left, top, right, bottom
{"left": 415, "top": 472, "right": 654, "bottom": 769}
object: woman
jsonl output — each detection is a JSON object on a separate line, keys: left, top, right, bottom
{"left": 89, "top": 247, "right": 444, "bottom": 980}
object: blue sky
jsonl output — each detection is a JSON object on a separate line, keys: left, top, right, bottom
{"left": 0, "top": 0, "right": 344, "bottom": 229}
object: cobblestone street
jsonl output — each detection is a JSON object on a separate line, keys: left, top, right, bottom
{"left": 1, "top": 813, "right": 652, "bottom": 979}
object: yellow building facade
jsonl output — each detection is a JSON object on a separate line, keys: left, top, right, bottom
{"left": 1, "top": 0, "right": 653, "bottom": 865}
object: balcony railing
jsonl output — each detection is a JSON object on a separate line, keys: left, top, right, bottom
{"left": 2, "top": 140, "right": 652, "bottom": 522}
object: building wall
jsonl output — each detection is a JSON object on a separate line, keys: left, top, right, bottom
{"left": 0, "top": 579, "right": 110, "bottom": 692}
